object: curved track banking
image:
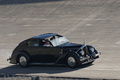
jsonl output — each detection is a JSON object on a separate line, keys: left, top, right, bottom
{"left": 0, "top": 0, "right": 120, "bottom": 79}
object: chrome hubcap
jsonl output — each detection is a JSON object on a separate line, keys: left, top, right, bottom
{"left": 67, "top": 57, "right": 76, "bottom": 67}
{"left": 19, "top": 56, "right": 27, "bottom": 66}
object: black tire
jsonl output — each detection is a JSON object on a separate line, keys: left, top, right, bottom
{"left": 18, "top": 54, "right": 29, "bottom": 68}
{"left": 66, "top": 55, "right": 78, "bottom": 68}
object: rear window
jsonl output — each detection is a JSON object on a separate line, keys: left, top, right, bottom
{"left": 28, "top": 39, "right": 39, "bottom": 47}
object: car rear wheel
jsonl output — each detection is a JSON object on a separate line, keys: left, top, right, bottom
{"left": 18, "top": 55, "right": 29, "bottom": 67}
{"left": 66, "top": 55, "right": 77, "bottom": 68}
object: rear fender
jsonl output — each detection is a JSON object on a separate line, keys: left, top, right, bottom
{"left": 16, "top": 51, "right": 30, "bottom": 63}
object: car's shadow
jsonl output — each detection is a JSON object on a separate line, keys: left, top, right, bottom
{"left": 0, "top": 0, "right": 63, "bottom": 5}
{"left": 0, "top": 64, "right": 93, "bottom": 75}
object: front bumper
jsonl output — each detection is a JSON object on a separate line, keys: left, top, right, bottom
{"left": 80, "top": 53, "right": 99, "bottom": 65}
{"left": 81, "top": 59, "right": 94, "bottom": 65}
{"left": 80, "top": 56, "right": 94, "bottom": 65}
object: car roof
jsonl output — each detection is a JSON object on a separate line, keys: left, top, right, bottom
{"left": 32, "top": 33, "right": 58, "bottom": 39}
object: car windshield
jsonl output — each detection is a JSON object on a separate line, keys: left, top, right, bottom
{"left": 50, "top": 36, "right": 69, "bottom": 46}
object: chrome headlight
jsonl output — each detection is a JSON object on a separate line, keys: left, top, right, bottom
{"left": 79, "top": 50, "right": 85, "bottom": 56}
{"left": 90, "top": 47, "right": 95, "bottom": 52}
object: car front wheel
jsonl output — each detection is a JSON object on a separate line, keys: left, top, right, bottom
{"left": 66, "top": 55, "right": 77, "bottom": 68}
{"left": 18, "top": 55, "right": 29, "bottom": 67}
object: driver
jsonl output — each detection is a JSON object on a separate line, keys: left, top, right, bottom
{"left": 43, "top": 39, "right": 51, "bottom": 47}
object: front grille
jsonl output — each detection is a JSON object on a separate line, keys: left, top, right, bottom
{"left": 82, "top": 46, "right": 89, "bottom": 57}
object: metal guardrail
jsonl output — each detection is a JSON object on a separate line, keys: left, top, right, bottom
{"left": 0, "top": 74, "right": 119, "bottom": 80}
{"left": 0, "top": 74, "right": 30, "bottom": 80}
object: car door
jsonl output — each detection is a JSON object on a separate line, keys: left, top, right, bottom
{"left": 26, "top": 39, "right": 40, "bottom": 62}
{"left": 39, "top": 43, "right": 62, "bottom": 63}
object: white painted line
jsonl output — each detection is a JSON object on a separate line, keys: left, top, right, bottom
{"left": 116, "top": 41, "right": 120, "bottom": 44}
{"left": 0, "top": 18, "right": 16, "bottom": 21}
{"left": 86, "top": 24, "right": 92, "bottom": 26}
{"left": 89, "top": 39, "right": 98, "bottom": 44}
{"left": 91, "top": 44, "right": 120, "bottom": 48}
{"left": 22, "top": 18, "right": 114, "bottom": 21}
{"left": 23, "top": 25, "right": 31, "bottom": 27}
{"left": 7, "top": 33, "right": 16, "bottom": 36}
{"left": 84, "top": 68, "right": 120, "bottom": 71}
{"left": 113, "top": 45, "right": 120, "bottom": 47}
{"left": 0, "top": 18, "right": 115, "bottom": 21}
{"left": 81, "top": 33, "right": 86, "bottom": 35}
{"left": 0, "top": 43, "right": 17, "bottom": 46}
{"left": 22, "top": 28, "right": 67, "bottom": 30}
{"left": 22, "top": 18, "right": 51, "bottom": 21}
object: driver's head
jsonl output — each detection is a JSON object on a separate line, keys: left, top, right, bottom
{"left": 45, "top": 39, "right": 49, "bottom": 43}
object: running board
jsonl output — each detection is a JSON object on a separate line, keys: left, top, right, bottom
{"left": 30, "top": 63, "right": 55, "bottom": 65}
{"left": 29, "top": 63, "right": 65, "bottom": 66}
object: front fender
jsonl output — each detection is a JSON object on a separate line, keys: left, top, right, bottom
{"left": 56, "top": 50, "right": 80, "bottom": 64}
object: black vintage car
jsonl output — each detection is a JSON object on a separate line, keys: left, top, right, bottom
{"left": 8, "top": 33, "right": 99, "bottom": 68}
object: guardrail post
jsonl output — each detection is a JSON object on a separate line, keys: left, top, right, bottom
{"left": 31, "top": 76, "right": 39, "bottom": 80}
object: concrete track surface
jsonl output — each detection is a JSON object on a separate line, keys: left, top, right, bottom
{"left": 0, "top": 0, "right": 120, "bottom": 79}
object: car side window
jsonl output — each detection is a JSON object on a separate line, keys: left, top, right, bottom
{"left": 39, "top": 40, "right": 45, "bottom": 46}
{"left": 28, "top": 39, "right": 39, "bottom": 47}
